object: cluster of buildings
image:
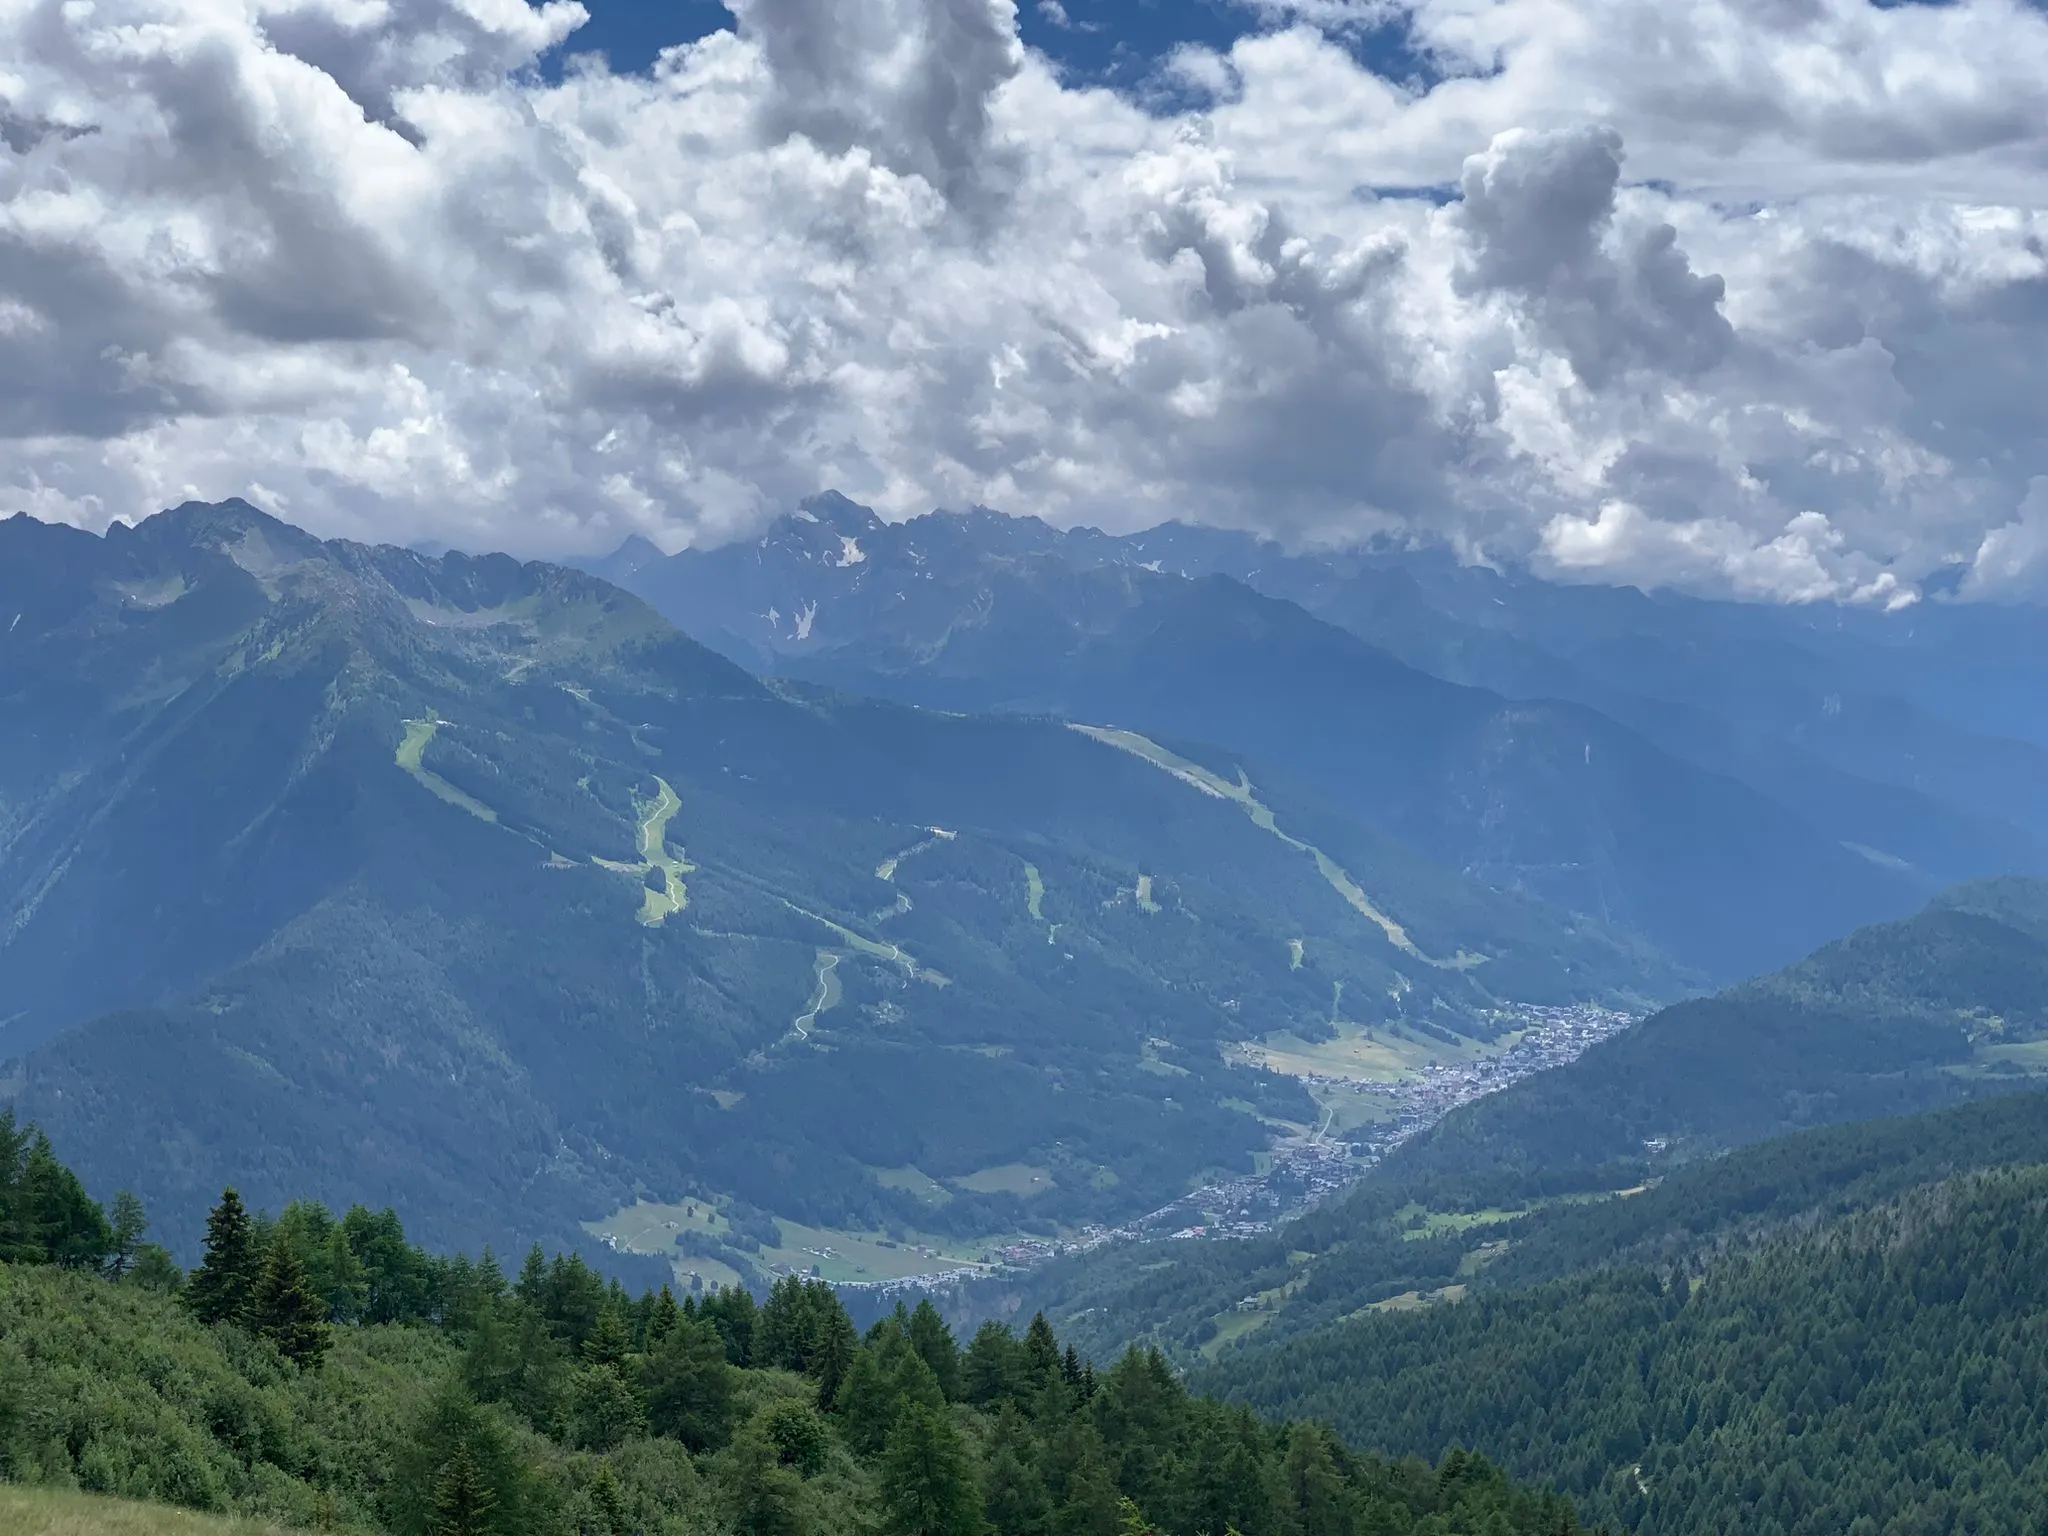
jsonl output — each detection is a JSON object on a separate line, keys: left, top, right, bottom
{"left": 975, "top": 1003, "right": 1640, "bottom": 1273}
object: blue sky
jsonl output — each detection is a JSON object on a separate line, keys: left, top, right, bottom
{"left": 556, "top": 0, "right": 1431, "bottom": 90}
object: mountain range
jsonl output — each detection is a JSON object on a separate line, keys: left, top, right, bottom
{"left": 0, "top": 501, "right": 1670, "bottom": 1262}
{"left": 587, "top": 494, "right": 2048, "bottom": 981}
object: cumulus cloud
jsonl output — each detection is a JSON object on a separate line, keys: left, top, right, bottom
{"left": 0, "top": 0, "right": 2046, "bottom": 601}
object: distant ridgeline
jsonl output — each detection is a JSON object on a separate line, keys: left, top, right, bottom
{"left": 0, "top": 1117, "right": 1593, "bottom": 1536}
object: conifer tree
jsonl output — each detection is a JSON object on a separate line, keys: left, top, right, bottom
{"left": 187, "top": 1188, "right": 257, "bottom": 1326}
{"left": 816, "top": 1301, "right": 858, "bottom": 1410}
{"left": 880, "top": 1402, "right": 985, "bottom": 1536}
{"left": 647, "top": 1284, "right": 681, "bottom": 1348}
{"left": 642, "top": 1316, "right": 737, "bottom": 1451}
{"left": 909, "top": 1299, "right": 962, "bottom": 1401}
{"left": 1024, "top": 1313, "right": 1062, "bottom": 1382}
{"left": 582, "top": 1305, "right": 634, "bottom": 1368}
{"left": 430, "top": 1444, "right": 498, "bottom": 1536}
{"left": 724, "top": 1424, "right": 810, "bottom": 1536}
{"left": 589, "top": 1463, "right": 630, "bottom": 1536}
{"left": 252, "top": 1229, "right": 332, "bottom": 1367}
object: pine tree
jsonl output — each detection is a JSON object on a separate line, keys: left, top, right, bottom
{"left": 252, "top": 1229, "right": 332, "bottom": 1367}
{"left": 880, "top": 1402, "right": 985, "bottom": 1536}
{"left": 431, "top": 1444, "right": 499, "bottom": 1536}
{"left": 589, "top": 1463, "right": 630, "bottom": 1536}
{"left": 648, "top": 1284, "right": 681, "bottom": 1348}
{"left": 642, "top": 1316, "right": 737, "bottom": 1451}
{"left": 583, "top": 1305, "right": 634, "bottom": 1368}
{"left": 816, "top": 1301, "right": 858, "bottom": 1410}
{"left": 186, "top": 1188, "right": 257, "bottom": 1326}
{"left": 909, "top": 1300, "right": 962, "bottom": 1401}
{"left": 1024, "top": 1313, "right": 1062, "bottom": 1383}
{"left": 725, "top": 1424, "right": 810, "bottom": 1536}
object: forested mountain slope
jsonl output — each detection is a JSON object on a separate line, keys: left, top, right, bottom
{"left": 597, "top": 496, "right": 1953, "bottom": 980}
{"left": 1002, "top": 891, "right": 2048, "bottom": 1365}
{"left": 0, "top": 503, "right": 1668, "bottom": 1260}
{"left": 1203, "top": 1166, "right": 2048, "bottom": 1535}
{"left": 1381, "top": 877, "right": 2048, "bottom": 1195}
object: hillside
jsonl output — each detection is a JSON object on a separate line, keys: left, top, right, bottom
{"left": 0, "top": 1133, "right": 1595, "bottom": 1536}
{"left": 1379, "top": 877, "right": 2048, "bottom": 1197}
{"left": 0, "top": 502, "right": 1672, "bottom": 1265}
{"left": 997, "top": 888, "right": 2048, "bottom": 1364}
{"left": 597, "top": 497, "right": 1938, "bottom": 980}
{"left": 1201, "top": 1166, "right": 2048, "bottom": 1534}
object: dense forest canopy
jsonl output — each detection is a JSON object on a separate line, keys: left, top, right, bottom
{"left": 0, "top": 1116, "right": 1596, "bottom": 1536}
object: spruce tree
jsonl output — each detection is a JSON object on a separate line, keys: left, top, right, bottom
{"left": 252, "top": 1229, "right": 332, "bottom": 1367}
{"left": 431, "top": 1443, "right": 499, "bottom": 1536}
{"left": 589, "top": 1463, "right": 630, "bottom": 1536}
{"left": 908, "top": 1300, "right": 962, "bottom": 1401}
{"left": 1023, "top": 1313, "right": 1062, "bottom": 1383}
{"left": 187, "top": 1188, "right": 257, "bottom": 1325}
{"left": 880, "top": 1402, "right": 985, "bottom": 1536}
{"left": 642, "top": 1316, "right": 737, "bottom": 1451}
{"left": 647, "top": 1284, "right": 681, "bottom": 1348}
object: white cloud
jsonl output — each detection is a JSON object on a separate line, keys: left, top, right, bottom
{"left": 0, "top": 0, "right": 2045, "bottom": 600}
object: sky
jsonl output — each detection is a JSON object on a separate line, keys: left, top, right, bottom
{"left": 2, "top": 0, "right": 2047, "bottom": 602}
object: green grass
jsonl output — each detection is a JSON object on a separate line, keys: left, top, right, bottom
{"left": 1232, "top": 1017, "right": 1503, "bottom": 1085}
{"left": 0, "top": 1488, "right": 300, "bottom": 1536}
{"left": 394, "top": 719, "right": 499, "bottom": 824}
{"left": 1972, "top": 1038, "right": 2048, "bottom": 1071}
{"left": 1024, "top": 862, "right": 1045, "bottom": 920}
{"left": 955, "top": 1163, "right": 1056, "bottom": 1198}
{"left": 590, "top": 1194, "right": 995, "bottom": 1286}
{"left": 1135, "top": 874, "right": 1162, "bottom": 913}
{"left": 874, "top": 1166, "right": 954, "bottom": 1206}
{"left": 634, "top": 777, "right": 691, "bottom": 924}
{"left": 1396, "top": 1205, "right": 1526, "bottom": 1241}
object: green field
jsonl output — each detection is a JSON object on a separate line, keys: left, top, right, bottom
{"left": 394, "top": 718, "right": 498, "bottom": 823}
{"left": 1234, "top": 1017, "right": 1503, "bottom": 1085}
{"left": 0, "top": 1488, "right": 299, "bottom": 1536}
{"left": 634, "top": 777, "right": 692, "bottom": 924}
{"left": 590, "top": 1196, "right": 996, "bottom": 1286}
{"left": 875, "top": 1165, "right": 954, "bottom": 1206}
{"left": 1971, "top": 1038, "right": 2048, "bottom": 1072}
{"left": 955, "top": 1162, "right": 1057, "bottom": 1197}
{"left": 1024, "top": 861, "right": 1045, "bottom": 920}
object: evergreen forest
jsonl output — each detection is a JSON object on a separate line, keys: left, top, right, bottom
{"left": 0, "top": 1113, "right": 1593, "bottom": 1536}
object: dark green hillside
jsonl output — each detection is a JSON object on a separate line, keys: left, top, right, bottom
{"left": 998, "top": 891, "right": 2048, "bottom": 1366}
{"left": 1380, "top": 878, "right": 2048, "bottom": 1199}
{"left": 0, "top": 1128, "right": 1595, "bottom": 1536}
{"left": 0, "top": 503, "right": 1668, "bottom": 1261}
{"left": 1202, "top": 1167, "right": 2048, "bottom": 1535}
{"left": 1005, "top": 1088, "right": 2048, "bottom": 1371}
